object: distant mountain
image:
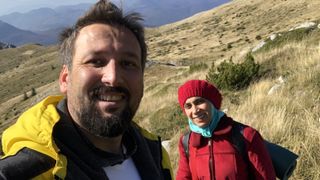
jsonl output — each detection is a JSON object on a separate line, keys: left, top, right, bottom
{"left": 0, "top": 0, "right": 230, "bottom": 45}
{"left": 122, "top": 0, "right": 231, "bottom": 27}
{"left": 0, "top": 4, "right": 90, "bottom": 32}
{"left": 0, "top": 20, "right": 57, "bottom": 45}
{"left": 0, "top": 0, "right": 230, "bottom": 31}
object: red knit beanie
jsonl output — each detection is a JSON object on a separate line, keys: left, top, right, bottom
{"left": 178, "top": 80, "right": 222, "bottom": 111}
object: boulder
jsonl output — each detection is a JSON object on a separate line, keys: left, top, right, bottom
{"left": 252, "top": 41, "right": 266, "bottom": 52}
{"left": 289, "top": 22, "right": 316, "bottom": 31}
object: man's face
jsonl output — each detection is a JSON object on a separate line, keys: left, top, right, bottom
{"left": 59, "top": 23, "right": 143, "bottom": 137}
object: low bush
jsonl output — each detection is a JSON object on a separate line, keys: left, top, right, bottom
{"left": 31, "top": 88, "right": 36, "bottom": 96}
{"left": 23, "top": 92, "right": 28, "bottom": 101}
{"left": 206, "top": 53, "right": 259, "bottom": 90}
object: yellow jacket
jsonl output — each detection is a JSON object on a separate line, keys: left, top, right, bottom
{"left": 1, "top": 96, "right": 172, "bottom": 179}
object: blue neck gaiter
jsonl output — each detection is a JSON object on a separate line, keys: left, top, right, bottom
{"left": 188, "top": 103, "right": 225, "bottom": 138}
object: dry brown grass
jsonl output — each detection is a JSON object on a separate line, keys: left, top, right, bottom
{"left": 166, "top": 40, "right": 320, "bottom": 179}
{"left": 230, "top": 43, "right": 320, "bottom": 179}
{"left": 0, "top": 81, "right": 60, "bottom": 133}
{"left": 146, "top": 0, "right": 320, "bottom": 66}
{"left": 0, "top": 44, "right": 60, "bottom": 104}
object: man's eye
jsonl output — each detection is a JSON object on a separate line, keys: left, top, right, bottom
{"left": 89, "top": 59, "right": 104, "bottom": 67}
{"left": 121, "top": 60, "right": 139, "bottom": 69}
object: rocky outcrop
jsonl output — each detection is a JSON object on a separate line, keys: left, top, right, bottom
{"left": 252, "top": 21, "right": 319, "bottom": 52}
{"left": 289, "top": 22, "right": 317, "bottom": 31}
{"left": 145, "top": 60, "right": 177, "bottom": 68}
{"left": 268, "top": 76, "right": 286, "bottom": 95}
{"left": 0, "top": 41, "right": 16, "bottom": 50}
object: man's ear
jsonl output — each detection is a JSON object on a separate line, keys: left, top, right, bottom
{"left": 59, "top": 65, "right": 69, "bottom": 94}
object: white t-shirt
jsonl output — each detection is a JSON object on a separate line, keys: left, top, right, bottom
{"left": 103, "top": 157, "right": 141, "bottom": 180}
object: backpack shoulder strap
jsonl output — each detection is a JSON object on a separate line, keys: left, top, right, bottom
{"left": 232, "top": 121, "right": 256, "bottom": 179}
{"left": 182, "top": 131, "right": 191, "bottom": 159}
{"left": 231, "top": 121, "right": 249, "bottom": 162}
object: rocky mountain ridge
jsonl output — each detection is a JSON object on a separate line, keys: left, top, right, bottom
{"left": 0, "top": 41, "right": 15, "bottom": 50}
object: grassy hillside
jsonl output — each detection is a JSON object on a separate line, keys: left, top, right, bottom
{"left": 0, "top": 44, "right": 60, "bottom": 104}
{"left": 142, "top": 0, "right": 320, "bottom": 179}
{"left": 146, "top": 0, "right": 320, "bottom": 64}
{"left": 0, "top": 0, "right": 320, "bottom": 179}
{"left": 141, "top": 28, "right": 320, "bottom": 179}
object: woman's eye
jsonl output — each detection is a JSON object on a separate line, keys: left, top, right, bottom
{"left": 184, "top": 103, "right": 192, "bottom": 109}
{"left": 194, "top": 98, "right": 205, "bottom": 105}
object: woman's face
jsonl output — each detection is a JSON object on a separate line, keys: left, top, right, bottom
{"left": 184, "top": 96, "right": 213, "bottom": 128}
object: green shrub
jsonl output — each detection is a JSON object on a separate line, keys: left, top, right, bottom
{"left": 23, "top": 92, "right": 28, "bottom": 101}
{"left": 31, "top": 87, "right": 36, "bottom": 96}
{"left": 206, "top": 53, "right": 260, "bottom": 90}
{"left": 227, "top": 43, "right": 233, "bottom": 49}
{"left": 310, "top": 71, "right": 320, "bottom": 88}
{"left": 255, "top": 35, "right": 262, "bottom": 40}
{"left": 189, "top": 62, "right": 208, "bottom": 73}
{"left": 149, "top": 104, "right": 187, "bottom": 140}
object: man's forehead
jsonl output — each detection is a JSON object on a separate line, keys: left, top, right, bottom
{"left": 78, "top": 23, "right": 133, "bottom": 38}
{"left": 72, "top": 23, "right": 142, "bottom": 61}
{"left": 75, "top": 24, "right": 139, "bottom": 49}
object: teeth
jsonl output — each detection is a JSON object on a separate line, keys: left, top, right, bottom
{"left": 92, "top": 88, "right": 125, "bottom": 101}
{"left": 194, "top": 114, "right": 205, "bottom": 119}
{"left": 99, "top": 95, "right": 122, "bottom": 101}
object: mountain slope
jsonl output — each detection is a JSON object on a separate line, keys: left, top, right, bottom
{"left": 0, "top": 20, "right": 57, "bottom": 45}
{"left": 123, "top": 0, "right": 230, "bottom": 26}
{"left": 0, "top": 20, "right": 37, "bottom": 45}
{"left": 0, "top": 0, "right": 230, "bottom": 31}
{"left": 0, "top": 5, "right": 90, "bottom": 31}
{"left": 0, "top": 44, "right": 60, "bottom": 103}
{"left": 146, "top": 0, "right": 320, "bottom": 64}
{"left": 0, "top": 1, "right": 230, "bottom": 45}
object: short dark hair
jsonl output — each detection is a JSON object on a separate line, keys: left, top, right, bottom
{"left": 59, "top": 0, "right": 147, "bottom": 70}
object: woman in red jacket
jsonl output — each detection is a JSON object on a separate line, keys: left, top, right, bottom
{"left": 176, "top": 79, "right": 276, "bottom": 180}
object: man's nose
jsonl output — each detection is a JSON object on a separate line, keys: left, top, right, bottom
{"left": 101, "top": 59, "right": 123, "bottom": 86}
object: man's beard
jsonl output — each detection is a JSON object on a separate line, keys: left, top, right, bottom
{"left": 76, "top": 87, "right": 134, "bottom": 138}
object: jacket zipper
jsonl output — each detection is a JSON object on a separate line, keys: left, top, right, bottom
{"left": 208, "top": 139, "right": 215, "bottom": 180}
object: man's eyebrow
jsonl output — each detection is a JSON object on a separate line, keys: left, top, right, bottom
{"left": 82, "top": 51, "right": 105, "bottom": 57}
{"left": 122, "top": 51, "right": 140, "bottom": 59}
{"left": 85, "top": 51, "right": 140, "bottom": 59}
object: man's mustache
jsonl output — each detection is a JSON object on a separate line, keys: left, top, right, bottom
{"left": 90, "top": 86, "right": 130, "bottom": 101}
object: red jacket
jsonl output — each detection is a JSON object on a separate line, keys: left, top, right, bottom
{"left": 176, "top": 116, "right": 276, "bottom": 180}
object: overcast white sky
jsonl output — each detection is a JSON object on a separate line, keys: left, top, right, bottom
{"left": 0, "top": 0, "right": 98, "bottom": 15}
